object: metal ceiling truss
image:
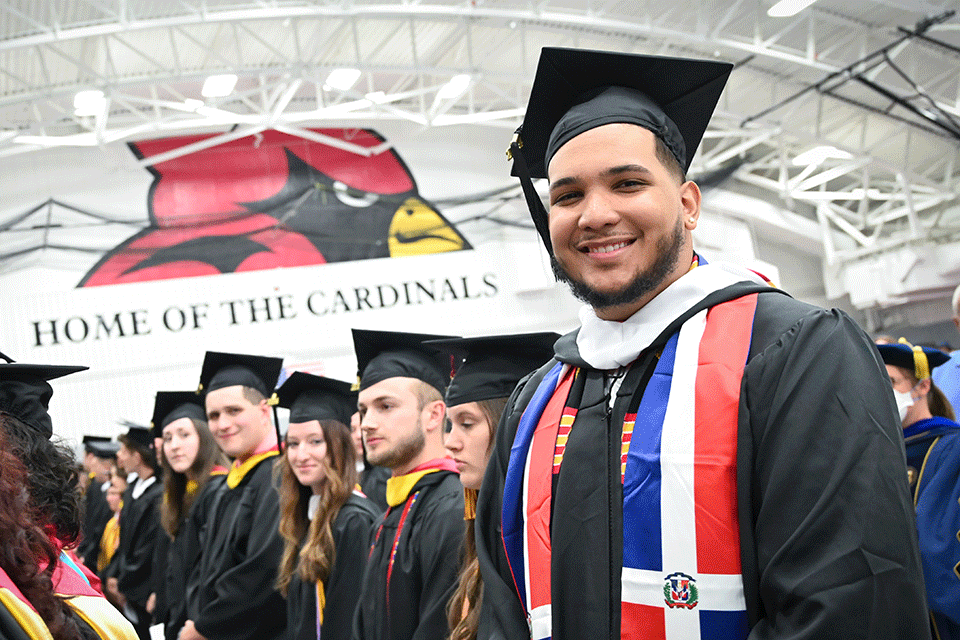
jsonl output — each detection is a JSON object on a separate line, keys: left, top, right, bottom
{"left": 0, "top": 0, "right": 959, "bottom": 289}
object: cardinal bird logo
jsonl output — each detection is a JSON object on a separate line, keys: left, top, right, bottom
{"left": 79, "top": 129, "right": 471, "bottom": 287}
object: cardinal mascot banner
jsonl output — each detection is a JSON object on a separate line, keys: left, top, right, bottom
{"left": 0, "top": 127, "right": 578, "bottom": 441}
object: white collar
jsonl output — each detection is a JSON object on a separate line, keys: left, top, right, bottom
{"left": 576, "top": 262, "right": 767, "bottom": 370}
{"left": 307, "top": 494, "right": 321, "bottom": 521}
{"left": 131, "top": 474, "right": 157, "bottom": 499}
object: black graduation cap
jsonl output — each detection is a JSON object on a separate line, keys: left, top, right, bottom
{"left": 276, "top": 372, "right": 356, "bottom": 424}
{"left": 83, "top": 435, "right": 119, "bottom": 457}
{"left": 352, "top": 329, "right": 459, "bottom": 394}
{"left": 151, "top": 391, "right": 207, "bottom": 438}
{"left": 508, "top": 47, "right": 733, "bottom": 252}
{"left": 426, "top": 332, "right": 559, "bottom": 406}
{"left": 0, "top": 350, "right": 87, "bottom": 439}
{"left": 121, "top": 425, "right": 154, "bottom": 450}
{"left": 876, "top": 340, "right": 949, "bottom": 381}
{"left": 87, "top": 440, "right": 120, "bottom": 458}
{"left": 197, "top": 351, "right": 283, "bottom": 399}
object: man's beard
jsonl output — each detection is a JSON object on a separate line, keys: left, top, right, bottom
{"left": 551, "top": 218, "right": 685, "bottom": 311}
{"left": 366, "top": 417, "right": 426, "bottom": 470}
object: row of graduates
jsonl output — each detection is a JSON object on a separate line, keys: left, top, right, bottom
{"left": 71, "top": 328, "right": 559, "bottom": 640}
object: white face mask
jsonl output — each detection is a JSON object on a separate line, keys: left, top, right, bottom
{"left": 892, "top": 383, "right": 921, "bottom": 422}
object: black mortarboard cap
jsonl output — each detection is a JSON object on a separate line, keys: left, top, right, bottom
{"left": 876, "top": 340, "right": 949, "bottom": 381}
{"left": 87, "top": 440, "right": 120, "bottom": 458}
{"left": 427, "top": 332, "right": 559, "bottom": 406}
{"left": 198, "top": 351, "right": 283, "bottom": 399}
{"left": 508, "top": 47, "right": 733, "bottom": 252}
{"left": 276, "top": 372, "right": 356, "bottom": 424}
{"left": 151, "top": 391, "right": 207, "bottom": 438}
{"left": 83, "top": 435, "right": 120, "bottom": 457}
{"left": 0, "top": 350, "right": 87, "bottom": 439}
{"left": 352, "top": 329, "right": 459, "bottom": 394}
{"left": 121, "top": 425, "right": 154, "bottom": 450}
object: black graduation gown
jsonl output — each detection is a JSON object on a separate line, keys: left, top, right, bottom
{"left": 163, "top": 475, "right": 227, "bottom": 640}
{"left": 475, "top": 283, "right": 931, "bottom": 640}
{"left": 116, "top": 476, "right": 164, "bottom": 613}
{"left": 287, "top": 494, "right": 379, "bottom": 640}
{"left": 360, "top": 464, "right": 391, "bottom": 514}
{"left": 193, "top": 458, "right": 285, "bottom": 640}
{"left": 79, "top": 478, "right": 112, "bottom": 571}
{"left": 353, "top": 470, "right": 464, "bottom": 640}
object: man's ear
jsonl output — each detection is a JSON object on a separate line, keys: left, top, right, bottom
{"left": 423, "top": 400, "right": 447, "bottom": 434}
{"left": 680, "top": 180, "right": 702, "bottom": 230}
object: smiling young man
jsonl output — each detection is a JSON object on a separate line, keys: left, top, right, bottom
{"left": 474, "top": 48, "right": 930, "bottom": 640}
{"left": 350, "top": 329, "right": 465, "bottom": 640}
{"left": 179, "top": 352, "right": 286, "bottom": 640}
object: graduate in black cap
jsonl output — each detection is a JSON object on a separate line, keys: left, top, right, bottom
{"left": 181, "top": 351, "right": 286, "bottom": 640}
{"left": 474, "top": 47, "right": 929, "bottom": 640}
{"left": 426, "top": 332, "right": 558, "bottom": 640}
{"left": 78, "top": 436, "right": 120, "bottom": 572}
{"left": 351, "top": 329, "right": 465, "bottom": 640}
{"left": 0, "top": 351, "right": 138, "bottom": 640}
{"left": 274, "top": 372, "right": 379, "bottom": 640}
{"left": 150, "top": 392, "right": 228, "bottom": 640}
{"left": 876, "top": 340, "right": 960, "bottom": 638}
{"left": 112, "top": 424, "right": 163, "bottom": 640}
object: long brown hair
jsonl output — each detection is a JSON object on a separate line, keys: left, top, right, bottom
{"left": 275, "top": 418, "right": 358, "bottom": 595}
{"left": 160, "top": 417, "right": 228, "bottom": 538}
{"left": 0, "top": 415, "right": 83, "bottom": 640}
{"left": 447, "top": 397, "right": 509, "bottom": 640}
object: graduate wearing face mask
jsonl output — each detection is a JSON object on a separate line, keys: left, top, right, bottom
{"left": 876, "top": 339, "right": 960, "bottom": 640}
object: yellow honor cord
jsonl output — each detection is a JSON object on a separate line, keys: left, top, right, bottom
{"left": 315, "top": 581, "right": 325, "bottom": 627}
{"left": 463, "top": 488, "right": 477, "bottom": 521}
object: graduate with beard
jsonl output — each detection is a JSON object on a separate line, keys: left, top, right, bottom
{"left": 351, "top": 329, "right": 465, "bottom": 640}
{"left": 475, "top": 47, "right": 929, "bottom": 640}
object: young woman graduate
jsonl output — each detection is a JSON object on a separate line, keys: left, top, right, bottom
{"left": 275, "top": 372, "right": 379, "bottom": 640}
{"left": 877, "top": 340, "right": 960, "bottom": 640}
{"left": 426, "top": 333, "right": 558, "bottom": 640}
{"left": 151, "top": 392, "right": 228, "bottom": 640}
{"left": 0, "top": 350, "right": 138, "bottom": 640}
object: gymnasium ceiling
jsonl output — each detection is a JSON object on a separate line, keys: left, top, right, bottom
{"left": 1, "top": 0, "right": 960, "bottom": 321}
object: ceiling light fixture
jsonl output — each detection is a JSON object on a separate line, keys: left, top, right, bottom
{"left": 73, "top": 90, "right": 106, "bottom": 117}
{"left": 767, "top": 0, "right": 818, "bottom": 17}
{"left": 324, "top": 68, "right": 361, "bottom": 91}
{"left": 202, "top": 74, "right": 238, "bottom": 98}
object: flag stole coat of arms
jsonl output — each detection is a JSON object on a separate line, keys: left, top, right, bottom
{"left": 504, "top": 293, "right": 757, "bottom": 640}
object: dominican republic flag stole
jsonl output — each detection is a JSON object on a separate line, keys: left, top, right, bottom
{"left": 502, "top": 293, "right": 759, "bottom": 640}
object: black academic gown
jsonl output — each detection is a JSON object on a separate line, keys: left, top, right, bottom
{"left": 360, "top": 464, "right": 391, "bottom": 514}
{"left": 162, "top": 475, "right": 227, "bottom": 640}
{"left": 353, "top": 470, "right": 464, "bottom": 640}
{"left": 116, "top": 475, "right": 163, "bottom": 638}
{"left": 475, "top": 282, "right": 931, "bottom": 640}
{"left": 79, "top": 478, "right": 112, "bottom": 571}
{"left": 193, "top": 458, "right": 285, "bottom": 640}
{"left": 287, "top": 494, "right": 379, "bottom": 640}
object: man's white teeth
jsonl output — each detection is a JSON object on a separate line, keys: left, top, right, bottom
{"left": 590, "top": 241, "right": 629, "bottom": 254}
